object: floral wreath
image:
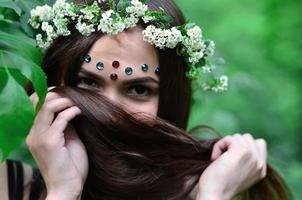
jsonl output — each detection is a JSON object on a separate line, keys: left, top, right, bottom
{"left": 28, "top": 0, "right": 228, "bottom": 92}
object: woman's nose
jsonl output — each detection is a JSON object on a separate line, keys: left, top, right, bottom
{"left": 102, "top": 89, "right": 120, "bottom": 104}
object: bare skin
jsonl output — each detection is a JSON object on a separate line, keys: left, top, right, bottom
{"left": 26, "top": 27, "right": 267, "bottom": 200}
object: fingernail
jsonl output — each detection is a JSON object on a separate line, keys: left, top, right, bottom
{"left": 48, "top": 86, "right": 56, "bottom": 91}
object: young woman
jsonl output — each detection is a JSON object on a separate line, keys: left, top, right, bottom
{"left": 0, "top": 0, "right": 290, "bottom": 199}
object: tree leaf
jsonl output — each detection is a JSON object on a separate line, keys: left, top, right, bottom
{"left": 117, "top": 0, "right": 130, "bottom": 14}
{"left": 0, "top": 1, "right": 22, "bottom": 16}
{"left": 0, "top": 50, "right": 47, "bottom": 112}
{"left": 0, "top": 66, "right": 35, "bottom": 161}
{"left": 0, "top": 30, "right": 42, "bottom": 63}
{"left": 0, "top": 21, "right": 46, "bottom": 112}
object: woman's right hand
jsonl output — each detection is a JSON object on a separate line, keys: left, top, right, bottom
{"left": 26, "top": 88, "right": 88, "bottom": 200}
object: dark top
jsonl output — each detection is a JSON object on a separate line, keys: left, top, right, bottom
{"left": 0, "top": 159, "right": 45, "bottom": 200}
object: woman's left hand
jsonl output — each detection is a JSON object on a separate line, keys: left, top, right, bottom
{"left": 196, "top": 133, "right": 267, "bottom": 200}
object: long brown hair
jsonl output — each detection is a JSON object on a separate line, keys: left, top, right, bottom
{"left": 27, "top": 0, "right": 291, "bottom": 199}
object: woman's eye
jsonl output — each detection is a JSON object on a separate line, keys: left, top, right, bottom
{"left": 127, "top": 85, "right": 151, "bottom": 97}
{"left": 77, "top": 77, "right": 98, "bottom": 87}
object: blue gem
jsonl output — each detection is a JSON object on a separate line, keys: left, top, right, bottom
{"left": 96, "top": 62, "right": 104, "bottom": 70}
{"left": 141, "top": 64, "right": 148, "bottom": 72}
{"left": 125, "top": 67, "right": 133, "bottom": 75}
{"left": 155, "top": 67, "right": 160, "bottom": 75}
{"left": 84, "top": 54, "right": 91, "bottom": 63}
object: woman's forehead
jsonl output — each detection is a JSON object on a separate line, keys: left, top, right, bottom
{"left": 89, "top": 27, "right": 158, "bottom": 65}
{"left": 80, "top": 27, "right": 160, "bottom": 83}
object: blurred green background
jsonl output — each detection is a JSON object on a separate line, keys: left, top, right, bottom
{"left": 175, "top": 0, "right": 301, "bottom": 198}
{"left": 4, "top": 0, "right": 301, "bottom": 198}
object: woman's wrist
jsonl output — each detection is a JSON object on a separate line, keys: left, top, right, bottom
{"left": 46, "top": 192, "right": 82, "bottom": 200}
{"left": 197, "top": 185, "right": 232, "bottom": 200}
{"left": 197, "top": 192, "right": 229, "bottom": 200}
{"left": 46, "top": 188, "right": 82, "bottom": 200}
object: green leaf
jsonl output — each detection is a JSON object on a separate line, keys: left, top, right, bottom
{"left": 117, "top": 0, "right": 130, "bottom": 13}
{"left": 109, "top": 0, "right": 117, "bottom": 10}
{"left": 13, "top": 0, "right": 51, "bottom": 36}
{"left": 0, "top": 66, "right": 35, "bottom": 161}
{"left": 0, "top": 1, "right": 22, "bottom": 16}
{"left": 0, "top": 50, "right": 47, "bottom": 113}
{"left": 0, "top": 2, "right": 47, "bottom": 113}
{"left": 185, "top": 23, "right": 196, "bottom": 29}
{"left": 0, "top": 29, "right": 42, "bottom": 64}
{"left": 138, "top": 0, "right": 149, "bottom": 3}
{"left": 162, "top": 15, "right": 173, "bottom": 24}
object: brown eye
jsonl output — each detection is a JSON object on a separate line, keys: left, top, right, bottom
{"left": 128, "top": 85, "right": 151, "bottom": 97}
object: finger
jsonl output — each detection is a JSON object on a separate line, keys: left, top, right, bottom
{"left": 242, "top": 133, "right": 259, "bottom": 156}
{"left": 48, "top": 106, "right": 81, "bottom": 134}
{"left": 255, "top": 138, "right": 267, "bottom": 177}
{"left": 211, "top": 136, "right": 233, "bottom": 161}
{"left": 233, "top": 133, "right": 249, "bottom": 148}
{"left": 33, "top": 98, "right": 75, "bottom": 133}
{"left": 29, "top": 87, "right": 58, "bottom": 108}
{"left": 29, "top": 92, "right": 39, "bottom": 107}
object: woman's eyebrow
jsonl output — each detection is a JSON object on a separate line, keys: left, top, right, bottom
{"left": 123, "top": 77, "right": 159, "bottom": 86}
{"left": 78, "top": 68, "right": 159, "bottom": 85}
{"left": 78, "top": 68, "right": 106, "bottom": 84}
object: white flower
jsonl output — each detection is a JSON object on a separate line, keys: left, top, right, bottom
{"left": 41, "top": 21, "right": 57, "bottom": 40}
{"left": 81, "top": 9, "right": 94, "bottom": 21}
{"left": 142, "top": 15, "right": 155, "bottom": 23}
{"left": 124, "top": 16, "right": 139, "bottom": 28}
{"left": 182, "top": 25, "right": 205, "bottom": 51}
{"left": 204, "top": 40, "right": 215, "bottom": 56}
{"left": 142, "top": 25, "right": 183, "bottom": 49}
{"left": 36, "top": 34, "right": 52, "bottom": 49}
{"left": 76, "top": 17, "right": 95, "bottom": 36}
{"left": 30, "top": 5, "right": 53, "bottom": 21}
{"left": 166, "top": 27, "right": 183, "bottom": 48}
{"left": 202, "top": 66, "right": 212, "bottom": 74}
{"left": 219, "top": 75, "right": 228, "bottom": 88}
{"left": 53, "top": 17, "right": 70, "bottom": 36}
{"left": 188, "top": 50, "right": 204, "bottom": 64}
{"left": 126, "top": 0, "right": 148, "bottom": 17}
{"left": 29, "top": 19, "right": 40, "bottom": 29}
{"left": 202, "top": 75, "right": 229, "bottom": 92}
{"left": 98, "top": 10, "right": 125, "bottom": 35}
{"left": 53, "top": 0, "right": 76, "bottom": 18}
{"left": 101, "top": 9, "right": 114, "bottom": 19}
{"left": 187, "top": 26, "right": 202, "bottom": 39}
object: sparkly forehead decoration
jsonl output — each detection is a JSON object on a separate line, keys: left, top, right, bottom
{"left": 28, "top": 0, "right": 228, "bottom": 92}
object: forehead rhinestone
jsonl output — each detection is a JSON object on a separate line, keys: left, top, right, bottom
{"left": 84, "top": 54, "right": 91, "bottom": 63}
{"left": 141, "top": 64, "right": 148, "bottom": 72}
{"left": 112, "top": 60, "right": 120, "bottom": 68}
{"left": 96, "top": 62, "right": 104, "bottom": 70}
{"left": 110, "top": 73, "right": 118, "bottom": 81}
{"left": 155, "top": 67, "right": 160, "bottom": 75}
{"left": 125, "top": 67, "right": 133, "bottom": 75}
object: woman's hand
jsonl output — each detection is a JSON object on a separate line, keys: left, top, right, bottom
{"left": 26, "top": 88, "right": 88, "bottom": 200}
{"left": 197, "top": 133, "right": 267, "bottom": 200}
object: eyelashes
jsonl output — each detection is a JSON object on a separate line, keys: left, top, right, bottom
{"left": 77, "top": 77, "right": 99, "bottom": 88}
{"left": 76, "top": 76, "right": 157, "bottom": 99}
{"left": 126, "top": 85, "right": 152, "bottom": 97}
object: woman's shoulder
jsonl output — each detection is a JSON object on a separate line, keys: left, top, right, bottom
{"left": 0, "top": 159, "right": 45, "bottom": 200}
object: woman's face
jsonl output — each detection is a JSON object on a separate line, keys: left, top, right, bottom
{"left": 77, "top": 27, "right": 160, "bottom": 116}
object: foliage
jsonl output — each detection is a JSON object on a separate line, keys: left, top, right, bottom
{"left": 177, "top": 0, "right": 302, "bottom": 198}
{"left": 0, "top": 0, "right": 48, "bottom": 160}
{"left": 0, "top": 0, "right": 301, "bottom": 198}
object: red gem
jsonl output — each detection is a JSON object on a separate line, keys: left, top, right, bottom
{"left": 112, "top": 61, "right": 120, "bottom": 68}
{"left": 110, "top": 73, "right": 118, "bottom": 81}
